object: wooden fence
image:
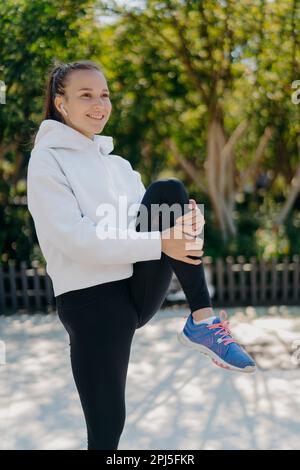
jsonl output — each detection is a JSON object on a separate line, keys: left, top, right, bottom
{"left": 209, "top": 255, "right": 300, "bottom": 307}
{"left": 0, "top": 256, "right": 299, "bottom": 314}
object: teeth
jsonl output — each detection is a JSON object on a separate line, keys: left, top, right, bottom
{"left": 87, "top": 114, "right": 104, "bottom": 120}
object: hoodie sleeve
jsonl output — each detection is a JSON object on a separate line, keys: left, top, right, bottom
{"left": 27, "top": 151, "right": 162, "bottom": 266}
{"left": 133, "top": 169, "right": 146, "bottom": 201}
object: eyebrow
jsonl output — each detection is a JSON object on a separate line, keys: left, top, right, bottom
{"left": 78, "top": 87, "right": 109, "bottom": 92}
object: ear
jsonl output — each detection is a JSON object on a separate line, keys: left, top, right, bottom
{"left": 54, "top": 95, "right": 62, "bottom": 115}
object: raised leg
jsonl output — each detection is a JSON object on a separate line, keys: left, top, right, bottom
{"left": 127, "top": 178, "right": 212, "bottom": 329}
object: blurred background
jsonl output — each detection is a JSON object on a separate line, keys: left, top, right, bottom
{"left": 0, "top": 0, "right": 300, "bottom": 450}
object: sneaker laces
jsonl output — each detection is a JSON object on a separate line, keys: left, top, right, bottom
{"left": 207, "top": 310, "right": 236, "bottom": 345}
{"left": 184, "top": 310, "right": 236, "bottom": 346}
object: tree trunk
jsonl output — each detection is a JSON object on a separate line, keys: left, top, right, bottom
{"left": 206, "top": 115, "right": 237, "bottom": 240}
{"left": 276, "top": 138, "right": 300, "bottom": 225}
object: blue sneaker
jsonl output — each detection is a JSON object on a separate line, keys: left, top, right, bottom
{"left": 178, "top": 310, "right": 256, "bottom": 373}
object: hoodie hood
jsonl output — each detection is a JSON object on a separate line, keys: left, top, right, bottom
{"left": 32, "top": 119, "right": 114, "bottom": 156}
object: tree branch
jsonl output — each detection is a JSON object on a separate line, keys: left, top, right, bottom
{"left": 164, "top": 137, "right": 208, "bottom": 194}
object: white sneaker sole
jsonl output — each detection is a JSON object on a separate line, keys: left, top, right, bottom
{"left": 177, "top": 331, "right": 256, "bottom": 374}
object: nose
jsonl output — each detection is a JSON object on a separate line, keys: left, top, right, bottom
{"left": 93, "top": 96, "right": 107, "bottom": 106}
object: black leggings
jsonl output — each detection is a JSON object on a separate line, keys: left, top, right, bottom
{"left": 56, "top": 178, "right": 212, "bottom": 450}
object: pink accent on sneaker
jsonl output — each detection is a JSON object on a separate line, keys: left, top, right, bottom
{"left": 212, "top": 358, "right": 231, "bottom": 369}
{"left": 206, "top": 310, "right": 236, "bottom": 346}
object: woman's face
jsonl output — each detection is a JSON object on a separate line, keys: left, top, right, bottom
{"left": 54, "top": 69, "right": 112, "bottom": 140}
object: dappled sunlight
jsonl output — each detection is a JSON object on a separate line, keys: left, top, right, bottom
{"left": 122, "top": 307, "right": 300, "bottom": 450}
{"left": 1, "top": 313, "right": 86, "bottom": 450}
{"left": 1, "top": 307, "right": 300, "bottom": 449}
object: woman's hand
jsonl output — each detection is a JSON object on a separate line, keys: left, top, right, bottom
{"left": 160, "top": 199, "right": 205, "bottom": 265}
{"left": 176, "top": 199, "right": 205, "bottom": 238}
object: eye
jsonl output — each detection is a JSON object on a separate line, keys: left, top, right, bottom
{"left": 81, "top": 92, "right": 110, "bottom": 98}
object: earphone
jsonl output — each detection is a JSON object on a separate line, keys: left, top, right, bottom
{"left": 60, "top": 104, "right": 68, "bottom": 117}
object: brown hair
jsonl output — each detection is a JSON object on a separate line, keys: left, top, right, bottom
{"left": 28, "top": 60, "right": 104, "bottom": 148}
{"left": 43, "top": 59, "right": 104, "bottom": 123}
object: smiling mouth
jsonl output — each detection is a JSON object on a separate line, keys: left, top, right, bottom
{"left": 86, "top": 114, "right": 105, "bottom": 121}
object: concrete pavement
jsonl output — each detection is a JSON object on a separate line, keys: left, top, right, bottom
{"left": 1, "top": 306, "right": 300, "bottom": 450}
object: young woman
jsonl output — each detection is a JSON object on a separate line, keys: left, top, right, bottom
{"left": 27, "top": 60, "right": 256, "bottom": 450}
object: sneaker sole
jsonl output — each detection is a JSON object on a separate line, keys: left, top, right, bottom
{"left": 177, "top": 331, "right": 256, "bottom": 374}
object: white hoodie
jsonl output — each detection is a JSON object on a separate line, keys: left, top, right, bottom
{"left": 27, "top": 119, "right": 162, "bottom": 297}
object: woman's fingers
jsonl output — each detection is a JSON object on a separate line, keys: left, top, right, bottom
{"left": 184, "top": 249, "right": 204, "bottom": 257}
{"left": 183, "top": 221, "right": 203, "bottom": 237}
{"left": 176, "top": 208, "right": 198, "bottom": 222}
{"left": 174, "top": 223, "right": 203, "bottom": 238}
{"left": 182, "top": 256, "right": 202, "bottom": 265}
{"left": 183, "top": 233, "right": 196, "bottom": 240}
{"left": 176, "top": 207, "right": 204, "bottom": 226}
{"left": 185, "top": 238, "right": 204, "bottom": 250}
{"left": 189, "top": 209, "right": 204, "bottom": 224}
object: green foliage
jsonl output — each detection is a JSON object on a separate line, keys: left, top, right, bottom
{"left": 0, "top": 0, "right": 299, "bottom": 263}
{"left": 0, "top": 0, "right": 104, "bottom": 263}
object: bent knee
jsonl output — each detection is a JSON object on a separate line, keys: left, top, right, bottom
{"left": 148, "top": 177, "right": 185, "bottom": 193}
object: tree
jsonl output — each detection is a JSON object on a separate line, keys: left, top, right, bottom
{"left": 97, "top": 0, "right": 299, "bottom": 240}
{"left": 0, "top": 0, "right": 104, "bottom": 262}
